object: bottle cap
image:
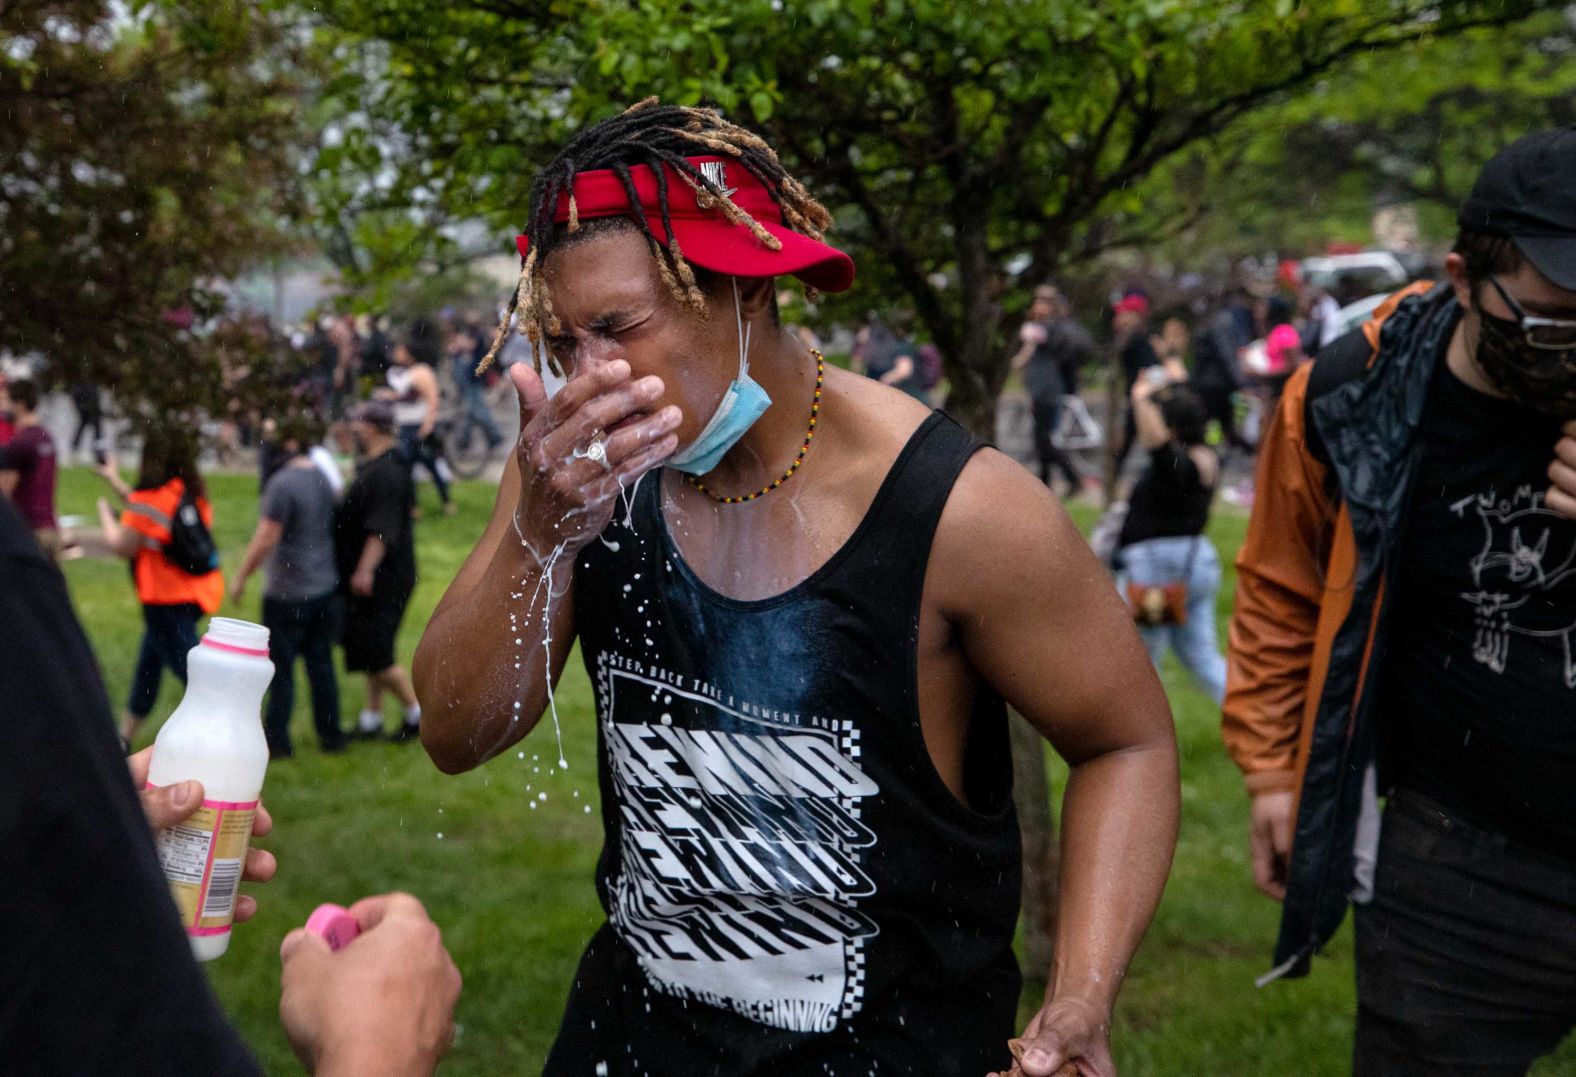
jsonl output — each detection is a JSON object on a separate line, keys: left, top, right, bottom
{"left": 304, "top": 903, "right": 360, "bottom": 952}
{"left": 204, "top": 617, "right": 270, "bottom": 656}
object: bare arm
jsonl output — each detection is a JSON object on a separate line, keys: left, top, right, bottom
{"left": 0, "top": 470, "right": 16, "bottom": 498}
{"left": 356, "top": 535, "right": 387, "bottom": 581}
{"left": 415, "top": 366, "right": 441, "bottom": 438}
{"left": 938, "top": 452, "right": 1178, "bottom": 1077}
{"left": 232, "top": 518, "right": 283, "bottom": 601}
{"left": 1130, "top": 377, "right": 1171, "bottom": 450}
{"left": 878, "top": 354, "right": 915, "bottom": 386}
{"left": 97, "top": 456, "right": 133, "bottom": 501}
{"left": 414, "top": 358, "right": 680, "bottom": 776}
{"left": 98, "top": 498, "right": 144, "bottom": 559}
{"left": 413, "top": 453, "right": 578, "bottom": 774}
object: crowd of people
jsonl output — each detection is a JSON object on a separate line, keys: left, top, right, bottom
{"left": 0, "top": 306, "right": 516, "bottom": 759}
{"left": 4, "top": 103, "right": 1576, "bottom": 1077}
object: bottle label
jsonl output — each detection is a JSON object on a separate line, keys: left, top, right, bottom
{"left": 148, "top": 787, "right": 258, "bottom": 936}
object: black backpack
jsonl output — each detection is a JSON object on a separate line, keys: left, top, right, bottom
{"left": 164, "top": 489, "right": 219, "bottom": 575}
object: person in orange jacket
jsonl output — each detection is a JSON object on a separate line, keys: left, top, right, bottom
{"left": 1224, "top": 129, "right": 1576, "bottom": 1074}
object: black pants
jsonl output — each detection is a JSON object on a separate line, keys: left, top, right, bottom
{"left": 1194, "top": 381, "right": 1248, "bottom": 453}
{"left": 128, "top": 603, "right": 201, "bottom": 717}
{"left": 398, "top": 423, "right": 450, "bottom": 505}
{"left": 1029, "top": 396, "right": 1082, "bottom": 491}
{"left": 262, "top": 592, "right": 344, "bottom": 754}
{"left": 1354, "top": 789, "right": 1576, "bottom": 1076}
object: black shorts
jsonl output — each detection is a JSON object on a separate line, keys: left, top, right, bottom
{"left": 340, "top": 583, "right": 413, "bottom": 673}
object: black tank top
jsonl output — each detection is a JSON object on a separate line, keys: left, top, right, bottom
{"left": 547, "top": 412, "right": 1022, "bottom": 1077}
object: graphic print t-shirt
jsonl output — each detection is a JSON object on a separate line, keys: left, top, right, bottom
{"left": 1382, "top": 361, "right": 1576, "bottom": 858}
{"left": 549, "top": 413, "right": 1023, "bottom": 1077}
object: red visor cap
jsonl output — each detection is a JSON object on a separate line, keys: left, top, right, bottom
{"left": 514, "top": 156, "right": 855, "bottom": 293}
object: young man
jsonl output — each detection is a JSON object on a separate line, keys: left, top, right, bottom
{"left": 1011, "top": 285, "right": 1090, "bottom": 495}
{"left": 0, "top": 378, "right": 61, "bottom": 558}
{"left": 232, "top": 416, "right": 346, "bottom": 758}
{"left": 336, "top": 401, "right": 423, "bottom": 741}
{"left": 414, "top": 101, "right": 1178, "bottom": 1077}
{"left": 1225, "top": 128, "right": 1576, "bottom": 1074}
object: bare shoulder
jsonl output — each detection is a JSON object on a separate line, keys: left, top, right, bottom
{"left": 825, "top": 366, "right": 931, "bottom": 436}
{"left": 930, "top": 446, "right": 1094, "bottom": 617}
{"left": 817, "top": 365, "right": 935, "bottom": 484}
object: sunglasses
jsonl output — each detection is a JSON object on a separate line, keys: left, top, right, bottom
{"left": 1485, "top": 277, "right": 1576, "bottom": 350}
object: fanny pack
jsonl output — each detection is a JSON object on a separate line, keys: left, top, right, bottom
{"left": 1127, "top": 535, "right": 1201, "bottom": 628}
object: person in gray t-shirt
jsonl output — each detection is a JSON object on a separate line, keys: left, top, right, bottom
{"left": 232, "top": 424, "right": 345, "bottom": 757}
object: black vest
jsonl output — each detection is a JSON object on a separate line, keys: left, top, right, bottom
{"left": 547, "top": 412, "right": 1023, "bottom": 1076}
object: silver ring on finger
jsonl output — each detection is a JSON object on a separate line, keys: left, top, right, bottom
{"left": 574, "top": 435, "right": 611, "bottom": 470}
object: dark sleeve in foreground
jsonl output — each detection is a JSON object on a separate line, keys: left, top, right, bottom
{"left": 0, "top": 498, "right": 261, "bottom": 1077}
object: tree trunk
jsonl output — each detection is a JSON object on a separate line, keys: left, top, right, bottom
{"left": 946, "top": 208, "right": 1061, "bottom": 987}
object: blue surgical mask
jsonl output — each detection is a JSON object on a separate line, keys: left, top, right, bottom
{"left": 666, "top": 278, "right": 773, "bottom": 475}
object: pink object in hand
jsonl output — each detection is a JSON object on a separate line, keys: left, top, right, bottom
{"left": 304, "top": 903, "right": 360, "bottom": 952}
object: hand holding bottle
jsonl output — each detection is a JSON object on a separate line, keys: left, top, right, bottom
{"left": 129, "top": 747, "right": 276, "bottom": 924}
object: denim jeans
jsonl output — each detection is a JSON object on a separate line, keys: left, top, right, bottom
{"left": 262, "top": 591, "right": 344, "bottom": 754}
{"left": 1118, "top": 535, "right": 1226, "bottom": 703}
{"left": 1354, "top": 789, "right": 1576, "bottom": 1075}
{"left": 456, "top": 376, "right": 503, "bottom": 450}
{"left": 127, "top": 603, "right": 201, "bottom": 717}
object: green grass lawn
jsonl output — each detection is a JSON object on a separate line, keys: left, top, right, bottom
{"left": 54, "top": 466, "right": 1575, "bottom": 1075}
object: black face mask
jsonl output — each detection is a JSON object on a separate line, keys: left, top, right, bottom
{"left": 1472, "top": 304, "right": 1576, "bottom": 416}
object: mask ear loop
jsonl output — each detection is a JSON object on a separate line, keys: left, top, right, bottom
{"left": 732, "top": 276, "right": 751, "bottom": 380}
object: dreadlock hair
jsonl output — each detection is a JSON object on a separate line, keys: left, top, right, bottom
{"left": 478, "top": 98, "right": 834, "bottom": 375}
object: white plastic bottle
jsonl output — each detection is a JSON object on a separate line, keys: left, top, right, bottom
{"left": 147, "top": 617, "right": 274, "bottom": 961}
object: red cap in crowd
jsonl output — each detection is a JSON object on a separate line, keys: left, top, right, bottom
{"left": 1112, "top": 294, "right": 1150, "bottom": 317}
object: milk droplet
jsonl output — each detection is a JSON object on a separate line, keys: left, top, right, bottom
{"left": 584, "top": 805, "right": 593, "bottom": 814}
{"left": 660, "top": 713, "right": 672, "bottom": 725}
{"left": 537, "top": 792, "right": 547, "bottom": 801}
{"left": 518, "top": 751, "right": 525, "bottom": 759}
{"left": 436, "top": 832, "right": 444, "bottom": 839}
{"left": 622, "top": 584, "right": 632, "bottom": 594}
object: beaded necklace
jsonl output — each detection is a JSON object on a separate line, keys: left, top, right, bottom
{"left": 684, "top": 349, "right": 823, "bottom": 505}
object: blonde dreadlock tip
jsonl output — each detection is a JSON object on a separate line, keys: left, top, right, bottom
{"left": 623, "top": 96, "right": 660, "bottom": 115}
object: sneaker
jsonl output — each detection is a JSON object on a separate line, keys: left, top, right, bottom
{"left": 348, "top": 726, "right": 384, "bottom": 742}
{"left": 393, "top": 722, "right": 421, "bottom": 743}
